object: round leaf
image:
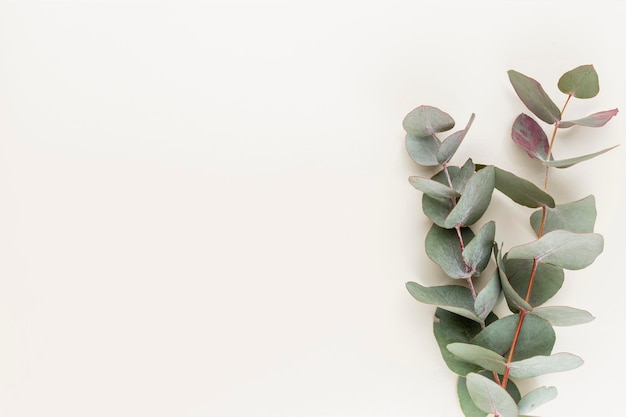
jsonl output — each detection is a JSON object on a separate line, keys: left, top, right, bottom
{"left": 473, "top": 313, "right": 555, "bottom": 361}
{"left": 504, "top": 258, "right": 564, "bottom": 308}
{"left": 425, "top": 224, "right": 474, "bottom": 279}
{"left": 434, "top": 308, "right": 486, "bottom": 375}
{"left": 558, "top": 64, "right": 599, "bottom": 99}
{"left": 518, "top": 386, "right": 558, "bottom": 415}
{"left": 402, "top": 105, "right": 455, "bottom": 136}
{"left": 466, "top": 372, "right": 518, "bottom": 417}
{"left": 458, "top": 373, "right": 521, "bottom": 417}
{"left": 405, "top": 133, "right": 440, "bottom": 166}
{"left": 530, "top": 195, "right": 597, "bottom": 235}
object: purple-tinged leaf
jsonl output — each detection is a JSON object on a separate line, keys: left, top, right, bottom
{"left": 512, "top": 113, "right": 550, "bottom": 160}
{"left": 541, "top": 145, "right": 619, "bottom": 168}
{"left": 438, "top": 113, "right": 475, "bottom": 164}
{"left": 508, "top": 70, "right": 561, "bottom": 124}
{"left": 559, "top": 108, "right": 619, "bottom": 128}
{"left": 558, "top": 64, "right": 599, "bottom": 99}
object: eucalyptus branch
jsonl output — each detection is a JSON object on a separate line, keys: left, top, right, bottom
{"left": 403, "top": 65, "right": 618, "bottom": 417}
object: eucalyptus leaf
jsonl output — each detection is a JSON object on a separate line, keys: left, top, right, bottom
{"left": 444, "top": 166, "right": 495, "bottom": 228}
{"left": 406, "top": 281, "right": 481, "bottom": 323}
{"left": 496, "top": 247, "right": 533, "bottom": 312}
{"left": 403, "top": 105, "right": 455, "bottom": 136}
{"left": 422, "top": 166, "right": 461, "bottom": 227}
{"left": 453, "top": 158, "right": 477, "bottom": 193}
{"left": 508, "top": 70, "right": 561, "bottom": 124}
{"left": 512, "top": 113, "right": 551, "bottom": 160}
{"left": 434, "top": 308, "right": 487, "bottom": 375}
{"left": 493, "top": 166, "right": 555, "bottom": 208}
{"left": 508, "top": 352, "right": 583, "bottom": 378}
{"left": 518, "top": 386, "right": 558, "bottom": 415}
{"left": 473, "top": 313, "right": 555, "bottom": 361}
{"left": 541, "top": 145, "right": 618, "bottom": 168}
{"left": 463, "top": 221, "right": 496, "bottom": 276}
{"left": 531, "top": 306, "right": 595, "bottom": 326}
{"left": 504, "top": 258, "right": 564, "bottom": 309}
{"left": 447, "top": 343, "right": 507, "bottom": 375}
{"left": 425, "top": 225, "right": 474, "bottom": 279}
{"left": 474, "top": 270, "right": 501, "bottom": 320}
{"left": 558, "top": 64, "right": 599, "bottom": 99}
{"left": 466, "top": 372, "right": 518, "bottom": 417}
{"left": 438, "top": 114, "right": 476, "bottom": 164}
{"left": 506, "top": 230, "right": 604, "bottom": 270}
{"left": 559, "top": 108, "right": 618, "bottom": 128}
{"left": 457, "top": 373, "right": 521, "bottom": 417}
{"left": 409, "top": 176, "right": 460, "bottom": 199}
{"left": 406, "top": 133, "right": 440, "bottom": 166}
{"left": 530, "top": 195, "right": 597, "bottom": 235}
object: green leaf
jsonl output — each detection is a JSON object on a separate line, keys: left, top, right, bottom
{"left": 496, "top": 248, "right": 533, "bottom": 312}
{"left": 447, "top": 343, "right": 507, "bottom": 375}
{"left": 434, "top": 308, "right": 486, "bottom": 375}
{"left": 504, "top": 258, "right": 564, "bottom": 309}
{"left": 558, "top": 64, "right": 599, "bottom": 99}
{"left": 409, "top": 176, "right": 460, "bottom": 199}
{"left": 508, "top": 352, "right": 584, "bottom": 378}
{"left": 474, "top": 270, "right": 501, "bottom": 320}
{"left": 559, "top": 108, "right": 618, "bottom": 128}
{"left": 403, "top": 105, "right": 455, "bottom": 136}
{"left": 406, "top": 281, "right": 481, "bottom": 322}
{"left": 458, "top": 373, "right": 521, "bottom": 417}
{"left": 530, "top": 195, "right": 597, "bottom": 235}
{"left": 512, "top": 113, "right": 550, "bottom": 160}
{"left": 466, "top": 373, "right": 518, "bottom": 417}
{"left": 473, "top": 313, "right": 555, "bottom": 361}
{"left": 406, "top": 133, "right": 440, "bottom": 166}
{"left": 508, "top": 69, "right": 561, "bottom": 124}
{"left": 463, "top": 221, "right": 496, "bottom": 276}
{"left": 541, "top": 145, "right": 619, "bottom": 168}
{"left": 531, "top": 306, "right": 595, "bottom": 326}
{"left": 518, "top": 386, "right": 557, "bottom": 415}
{"left": 453, "top": 158, "right": 477, "bottom": 192}
{"left": 438, "top": 114, "right": 475, "bottom": 164}
{"left": 493, "top": 166, "right": 555, "bottom": 208}
{"left": 506, "top": 230, "right": 604, "bottom": 270}
{"left": 425, "top": 224, "right": 475, "bottom": 279}
{"left": 444, "top": 166, "right": 495, "bottom": 228}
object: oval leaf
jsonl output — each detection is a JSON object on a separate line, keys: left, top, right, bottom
{"left": 558, "top": 64, "right": 599, "bottom": 99}
{"left": 508, "top": 352, "right": 584, "bottom": 378}
{"left": 463, "top": 221, "right": 496, "bottom": 276}
{"left": 425, "top": 224, "right": 475, "bottom": 279}
{"left": 512, "top": 113, "right": 550, "bottom": 160}
{"left": 466, "top": 373, "right": 518, "bottom": 417}
{"left": 493, "top": 166, "right": 555, "bottom": 208}
{"left": 559, "top": 108, "right": 618, "bottom": 128}
{"left": 518, "top": 386, "right": 558, "bottom": 415}
{"left": 508, "top": 69, "right": 561, "bottom": 124}
{"left": 403, "top": 105, "right": 455, "bottom": 136}
{"left": 438, "top": 113, "right": 475, "bottom": 164}
{"left": 458, "top": 373, "right": 521, "bottom": 417}
{"left": 406, "top": 281, "right": 481, "bottom": 322}
{"left": 531, "top": 306, "right": 595, "bottom": 326}
{"left": 409, "top": 176, "right": 460, "bottom": 199}
{"left": 541, "top": 145, "right": 619, "bottom": 168}
{"left": 405, "top": 133, "right": 440, "bottom": 166}
{"left": 474, "top": 270, "right": 501, "bottom": 320}
{"left": 530, "top": 195, "right": 597, "bottom": 235}
{"left": 495, "top": 247, "right": 533, "bottom": 312}
{"left": 434, "top": 308, "right": 487, "bottom": 375}
{"left": 506, "top": 230, "right": 604, "bottom": 270}
{"left": 504, "top": 258, "right": 564, "bottom": 309}
{"left": 444, "top": 166, "right": 495, "bottom": 228}
{"left": 473, "top": 313, "right": 555, "bottom": 361}
{"left": 447, "top": 343, "right": 507, "bottom": 375}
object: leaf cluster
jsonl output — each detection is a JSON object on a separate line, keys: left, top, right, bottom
{"left": 403, "top": 65, "right": 617, "bottom": 416}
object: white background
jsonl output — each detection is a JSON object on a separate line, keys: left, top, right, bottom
{"left": 1, "top": 1, "right": 625, "bottom": 416}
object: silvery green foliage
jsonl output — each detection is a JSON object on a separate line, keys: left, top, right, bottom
{"left": 403, "top": 65, "right": 618, "bottom": 416}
